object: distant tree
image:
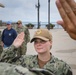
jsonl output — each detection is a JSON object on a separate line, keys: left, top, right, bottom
{"left": 46, "top": 23, "right": 55, "bottom": 29}
{"left": 25, "top": 23, "right": 34, "bottom": 29}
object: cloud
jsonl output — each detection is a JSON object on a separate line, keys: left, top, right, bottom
{"left": 0, "top": 0, "right": 60, "bottom": 22}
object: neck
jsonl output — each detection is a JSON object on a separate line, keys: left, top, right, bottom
{"left": 38, "top": 52, "right": 51, "bottom": 62}
{"left": 7, "top": 27, "right": 11, "bottom": 30}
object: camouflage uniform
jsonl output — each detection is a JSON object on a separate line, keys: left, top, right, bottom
{"left": 16, "top": 26, "right": 30, "bottom": 56}
{"left": 0, "top": 45, "right": 73, "bottom": 75}
{"left": 0, "top": 62, "right": 54, "bottom": 75}
{"left": 0, "top": 31, "right": 3, "bottom": 58}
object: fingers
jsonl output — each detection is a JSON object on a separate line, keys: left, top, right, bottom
{"left": 56, "top": 0, "right": 74, "bottom": 24}
{"left": 57, "top": 20, "right": 76, "bottom": 40}
{"left": 56, "top": 0, "right": 71, "bottom": 25}
{"left": 66, "top": 0, "right": 76, "bottom": 14}
{"left": 56, "top": 0, "right": 76, "bottom": 40}
{"left": 56, "top": 0, "right": 72, "bottom": 30}
{"left": 16, "top": 32, "right": 25, "bottom": 40}
{"left": 56, "top": 20, "right": 64, "bottom": 27}
{"left": 13, "top": 32, "right": 25, "bottom": 48}
{"left": 68, "top": 31, "right": 76, "bottom": 40}
{"left": 57, "top": 20, "right": 66, "bottom": 31}
{"left": 56, "top": 0, "right": 76, "bottom": 33}
{"left": 59, "top": 0, "right": 76, "bottom": 28}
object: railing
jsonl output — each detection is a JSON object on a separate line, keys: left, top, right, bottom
{"left": 22, "top": 22, "right": 62, "bottom": 29}
{"left": 0, "top": 21, "right": 62, "bottom": 29}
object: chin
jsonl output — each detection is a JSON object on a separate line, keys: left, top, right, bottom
{"left": 36, "top": 48, "right": 45, "bottom": 53}
{"left": 37, "top": 50, "right": 45, "bottom": 54}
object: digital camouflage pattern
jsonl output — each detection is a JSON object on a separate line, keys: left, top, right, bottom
{"left": 0, "top": 62, "right": 35, "bottom": 75}
{"left": 0, "top": 62, "right": 54, "bottom": 75}
{"left": 0, "top": 45, "right": 72, "bottom": 75}
{"left": 16, "top": 25, "right": 30, "bottom": 56}
{"left": 0, "top": 31, "right": 3, "bottom": 58}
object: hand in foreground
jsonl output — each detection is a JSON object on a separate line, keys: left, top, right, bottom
{"left": 13, "top": 32, "right": 25, "bottom": 48}
{"left": 56, "top": 0, "right": 76, "bottom": 40}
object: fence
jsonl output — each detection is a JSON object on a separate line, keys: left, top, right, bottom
{"left": 23, "top": 22, "right": 62, "bottom": 29}
{"left": 0, "top": 21, "right": 62, "bottom": 29}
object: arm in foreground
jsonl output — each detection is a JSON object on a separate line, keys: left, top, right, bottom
{"left": 0, "top": 62, "right": 54, "bottom": 75}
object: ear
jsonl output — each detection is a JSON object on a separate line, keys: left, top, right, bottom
{"left": 49, "top": 41, "right": 52, "bottom": 47}
{"left": 49, "top": 41, "right": 52, "bottom": 49}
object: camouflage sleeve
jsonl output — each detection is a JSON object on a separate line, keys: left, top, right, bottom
{"left": 24, "top": 27, "right": 30, "bottom": 43}
{"left": 0, "top": 45, "right": 17, "bottom": 62}
{"left": 0, "top": 62, "right": 37, "bottom": 75}
{"left": 0, "top": 62, "right": 54, "bottom": 75}
{"left": 0, "top": 46, "right": 33, "bottom": 66}
{"left": 0, "top": 45, "right": 33, "bottom": 66}
{"left": 63, "top": 62, "right": 73, "bottom": 75}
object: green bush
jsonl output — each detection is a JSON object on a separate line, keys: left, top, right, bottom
{"left": 25, "top": 23, "right": 34, "bottom": 29}
{"left": 46, "top": 23, "right": 55, "bottom": 29}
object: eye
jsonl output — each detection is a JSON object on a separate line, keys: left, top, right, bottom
{"left": 34, "top": 40, "right": 37, "bottom": 44}
{"left": 40, "top": 40, "right": 46, "bottom": 44}
{"left": 34, "top": 40, "right": 47, "bottom": 44}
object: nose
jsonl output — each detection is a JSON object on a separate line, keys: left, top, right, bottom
{"left": 36, "top": 42, "right": 42, "bottom": 45}
{"left": 35, "top": 41, "right": 42, "bottom": 46}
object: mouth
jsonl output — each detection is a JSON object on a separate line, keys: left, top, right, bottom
{"left": 37, "top": 48, "right": 43, "bottom": 50}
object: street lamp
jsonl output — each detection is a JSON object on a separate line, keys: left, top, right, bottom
{"left": 0, "top": 3, "right": 5, "bottom": 8}
{"left": 47, "top": 0, "right": 50, "bottom": 30}
{"left": 35, "top": 0, "right": 40, "bottom": 29}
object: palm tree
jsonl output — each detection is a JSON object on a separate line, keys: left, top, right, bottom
{"left": 0, "top": 3, "right": 5, "bottom": 8}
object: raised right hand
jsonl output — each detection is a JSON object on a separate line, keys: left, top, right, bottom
{"left": 56, "top": 0, "right": 76, "bottom": 40}
{"left": 13, "top": 32, "right": 25, "bottom": 48}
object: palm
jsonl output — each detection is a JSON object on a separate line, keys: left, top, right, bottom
{"left": 13, "top": 32, "right": 25, "bottom": 48}
{"left": 56, "top": 0, "right": 76, "bottom": 40}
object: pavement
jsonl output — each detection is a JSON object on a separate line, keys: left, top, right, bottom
{"left": 27, "top": 29, "right": 76, "bottom": 75}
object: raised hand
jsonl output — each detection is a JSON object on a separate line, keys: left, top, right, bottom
{"left": 56, "top": 0, "right": 76, "bottom": 40}
{"left": 13, "top": 32, "right": 25, "bottom": 48}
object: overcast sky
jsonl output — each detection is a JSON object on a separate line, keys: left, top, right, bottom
{"left": 0, "top": 0, "right": 62, "bottom": 22}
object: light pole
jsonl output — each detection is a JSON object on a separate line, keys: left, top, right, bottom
{"left": 35, "top": 0, "right": 40, "bottom": 29}
{"left": 48, "top": 0, "right": 50, "bottom": 30}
